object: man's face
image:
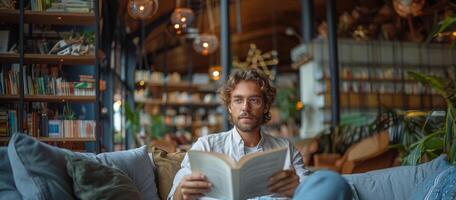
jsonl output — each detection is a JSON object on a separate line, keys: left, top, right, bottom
{"left": 228, "top": 81, "right": 267, "bottom": 133}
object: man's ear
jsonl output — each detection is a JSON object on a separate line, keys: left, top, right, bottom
{"left": 228, "top": 106, "right": 232, "bottom": 113}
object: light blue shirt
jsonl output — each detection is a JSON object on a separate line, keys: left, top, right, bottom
{"left": 168, "top": 128, "right": 310, "bottom": 200}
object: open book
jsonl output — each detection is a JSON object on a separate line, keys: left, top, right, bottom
{"left": 188, "top": 147, "right": 287, "bottom": 200}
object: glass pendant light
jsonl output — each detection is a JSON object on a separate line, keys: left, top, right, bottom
{"left": 193, "top": 34, "right": 218, "bottom": 56}
{"left": 171, "top": 8, "right": 195, "bottom": 35}
{"left": 193, "top": 0, "right": 218, "bottom": 56}
{"left": 128, "top": 0, "right": 159, "bottom": 20}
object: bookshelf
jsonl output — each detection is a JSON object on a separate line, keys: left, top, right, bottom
{"left": 0, "top": 10, "right": 95, "bottom": 25}
{"left": 0, "top": 1, "right": 100, "bottom": 151}
{"left": 0, "top": 54, "right": 96, "bottom": 65}
{"left": 0, "top": 136, "right": 96, "bottom": 142}
{"left": 134, "top": 72, "right": 223, "bottom": 139}
{"left": 137, "top": 98, "right": 220, "bottom": 107}
{"left": 292, "top": 39, "right": 456, "bottom": 138}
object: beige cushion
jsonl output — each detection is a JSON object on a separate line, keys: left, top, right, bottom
{"left": 149, "top": 147, "right": 186, "bottom": 200}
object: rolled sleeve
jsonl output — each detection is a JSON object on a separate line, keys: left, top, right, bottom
{"left": 290, "top": 142, "right": 310, "bottom": 182}
{"left": 167, "top": 138, "right": 209, "bottom": 200}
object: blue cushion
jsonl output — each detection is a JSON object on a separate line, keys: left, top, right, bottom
{"left": 343, "top": 155, "right": 450, "bottom": 200}
{"left": 0, "top": 147, "right": 21, "bottom": 199}
{"left": 72, "top": 146, "right": 159, "bottom": 200}
{"left": 8, "top": 133, "right": 75, "bottom": 200}
{"left": 7, "top": 133, "right": 159, "bottom": 200}
{"left": 411, "top": 166, "right": 456, "bottom": 200}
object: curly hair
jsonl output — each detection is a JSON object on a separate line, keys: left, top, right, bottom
{"left": 218, "top": 69, "right": 277, "bottom": 124}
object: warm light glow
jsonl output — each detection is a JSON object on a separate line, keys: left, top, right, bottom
{"left": 139, "top": 80, "right": 145, "bottom": 86}
{"left": 209, "top": 65, "right": 222, "bottom": 81}
{"left": 406, "top": 110, "right": 428, "bottom": 118}
{"left": 452, "top": 31, "right": 456, "bottom": 37}
{"left": 296, "top": 101, "right": 304, "bottom": 110}
{"left": 128, "top": 0, "right": 159, "bottom": 20}
{"left": 170, "top": 8, "right": 194, "bottom": 35}
{"left": 193, "top": 34, "right": 218, "bottom": 55}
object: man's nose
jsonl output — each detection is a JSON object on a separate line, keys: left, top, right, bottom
{"left": 241, "top": 100, "right": 251, "bottom": 110}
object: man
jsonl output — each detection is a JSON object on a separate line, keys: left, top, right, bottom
{"left": 168, "top": 69, "right": 307, "bottom": 200}
{"left": 168, "top": 69, "right": 352, "bottom": 200}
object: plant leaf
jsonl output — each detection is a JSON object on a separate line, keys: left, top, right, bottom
{"left": 423, "top": 136, "right": 444, "bottom": 151}
{"left": 404, "top": 143, "right": 423, "bottom": 165}
{"left": 437, "top": 14, "right": 456, "bottom": 34}
{"left": 408, "top": 71, "right": 447, "bottom": 97}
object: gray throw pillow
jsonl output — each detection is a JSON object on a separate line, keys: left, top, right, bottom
{"left": 8, "top": 133, "right": 159, "bottom": 200}
{"left": 65, "top": 154, "right": 141, "bottom": 200}
{"left": 343, "top": 155, "right": 450, "bottom": 200}
{"left": 0, "top": 147, "right": 21, "bottom": 200}
{"left": 8, "top": 133, "right": 75, "bottom": 200}
{"left": 73, "top": 146, "right": 160, "bottom": 200}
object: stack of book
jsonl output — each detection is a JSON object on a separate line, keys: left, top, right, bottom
{"left": 24, "top": 73, "right": 96, "bottom": 96}
{"left": 0, "top": 65, "right": 20, "bottom": 96}
{"left": 0, "top": 109, "right": 17, "bottom": 137}
{"left": 46, "top": 0, "right": 94, "bottom": 13}
{"left": 47, "top": 120, "right": 96, "bottom": 138}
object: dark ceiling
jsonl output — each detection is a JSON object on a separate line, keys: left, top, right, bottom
{"left": 115, "top": 0, "right": 369, "bottom": 74}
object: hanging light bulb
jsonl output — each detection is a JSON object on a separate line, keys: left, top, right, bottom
{"left": 208, "top": 65, "right": 222, "bottom": 81}
{"left": 128, "top": 0, "right": 159, "bottom": 20}
{"left": 171, "top": 8, "right": 195, "bottom": 32}
{"left": 193, "top": 34, "right": 218, "bottom": 56}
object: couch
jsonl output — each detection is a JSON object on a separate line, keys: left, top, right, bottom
{"left": 1, "top": 133, "right": 455, "bottom": 200}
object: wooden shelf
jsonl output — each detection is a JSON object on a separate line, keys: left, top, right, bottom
{"left": 144, "top": 82, "right": 216, "bottom": 92}
{"left": 322, "top": 93, "right": 446, "bottom": 110}
{"left": 38, "top": 137, "right": 96, "bottom": 142}
{"left": 0, "top": 137, "right": 96, "bottom": 142}
{"left": 320, "top": 76, "right": 417, "bottom": 83}
{"left": 138, "top": 99, "right": 220, "bottom": 107}
{"left": 24, "top": 95, "right": 96, "bottom": 102}
{"left": 0, "top": 10, "right": 95, "bottom": 25}
{"left": 0, "top": 95, "right": 95, "bottom": 102}
{"left": 0, "top": 95, "right": 20, "bottom": 101}
{"left": 0, "top": 53, "right": 95, "bottom": 65}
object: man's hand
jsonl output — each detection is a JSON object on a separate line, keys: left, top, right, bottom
{"left": 268, "top": 169, "right": 300, "bottom": 197}
{"left": 174, "top": 172, "right": 212, "bottom": 200}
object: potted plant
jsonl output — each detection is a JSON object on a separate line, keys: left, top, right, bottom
{"left": 394, "top": 71, "right": 456, "bottom": 165}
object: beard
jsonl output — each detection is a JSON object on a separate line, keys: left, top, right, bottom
{"left": 231, "top": 112, "right": 263, "bottom": 132}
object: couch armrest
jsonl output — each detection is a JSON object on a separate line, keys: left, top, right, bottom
{"left": 340, "top": 148, "right": 398, "bottom": 174}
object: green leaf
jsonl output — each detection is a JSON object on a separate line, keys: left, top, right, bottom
{"left": 404, "top": 143, "right": 423, "bottom": 165}
{"left": 423, "top": 136, "right": 444, "bottom": 151}
{"left": 408, "top": 71, "right": 447, "bottom": 97}
{"left": 437, "top": 15, "right": 456, "bottom": 34}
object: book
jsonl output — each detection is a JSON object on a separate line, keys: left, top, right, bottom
{"left": 188, "top": 147, "right": 287, "bottom": 200}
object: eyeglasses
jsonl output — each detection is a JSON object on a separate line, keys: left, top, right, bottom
{"left": 230, "top": 96, "right": 263, "bottom": 108}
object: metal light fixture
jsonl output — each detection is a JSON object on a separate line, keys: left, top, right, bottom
{"left": 128, "top": 0, "right": 159, "bottom": 20}
{"left": 171, "top": 8, "right": 195, "bottom": 35}
{"left": 193, "top": 0, "right": 218, "bottom": 56}
{"left": 193, "top": 34, "right": 218, "bottom": 56}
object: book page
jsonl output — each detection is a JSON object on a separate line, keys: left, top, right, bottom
{"left": 188, "top": 151, "right": 235, "bottom": 200}
{"left": 237, "top": 148, "right": 287, "bottom": 200}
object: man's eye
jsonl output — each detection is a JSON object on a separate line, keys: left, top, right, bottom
{"left": 250, "top": 98, "right": 260, "bottom": 104}
{"left": 234, "top": 99, "right": 242, "bottom": 103}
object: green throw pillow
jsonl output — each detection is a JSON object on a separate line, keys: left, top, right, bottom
{"left": 65, "top": 154, "right": 141, "bottom": 200}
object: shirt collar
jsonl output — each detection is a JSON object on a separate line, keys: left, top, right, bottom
{"left": 231, "top": 127, "right": 265, "bottom": 148}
